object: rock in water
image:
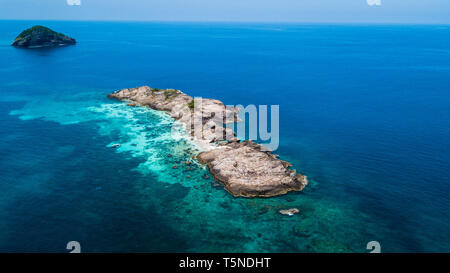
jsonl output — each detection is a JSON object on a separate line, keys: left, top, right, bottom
{"left": 108, "top": 85, "right": 309, "bottom": 198}
{"left": 279, "top": 208, "right": 300, "bottom": 216}
{"left": 11, "top": 26, "right": 76, "bottom": 48}
{"left": 197, "top": 142, "right": 308, "bottom": 197}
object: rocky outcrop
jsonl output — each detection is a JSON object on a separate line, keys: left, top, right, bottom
{"left": 197, "top": 141, "right": 308, "bottom": 197}
{"left": 12, "top": 26, "right": 76, "bottom": 48}
{"left": 108, "top": 85, "right": 308, "bottom": 198}
{"left": 108, "top": 86, "right": 238, "bottom": 150}
{"left": 279, "top": 208, "right": 300, "bottom": 216}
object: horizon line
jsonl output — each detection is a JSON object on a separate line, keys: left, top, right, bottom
{"left": 1, "top": 19, "right": 450, "bottom": 25}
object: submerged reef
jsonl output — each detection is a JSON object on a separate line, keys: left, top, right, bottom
{"left": 108, "top": 86, "right": 308, "bottom": 197}
{"left": 12, "top": 26, "right": 76, "bottom": 48}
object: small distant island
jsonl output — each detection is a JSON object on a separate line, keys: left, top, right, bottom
{"left": 11, "top": 25, "right": 76, "bottom": 48}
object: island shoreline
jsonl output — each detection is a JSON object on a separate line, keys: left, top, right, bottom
{"left": 108, "top": 85, "right": 308, "bottom": 198}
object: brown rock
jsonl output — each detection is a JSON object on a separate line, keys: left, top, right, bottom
{"left": 196, "top": 141, "right": 308, "bottom": 198}
{"left": 279, "top": 208, "right": 300, "bottom": 216}
{"left": 108, "top": 85, "right": 308, "bottom": 198}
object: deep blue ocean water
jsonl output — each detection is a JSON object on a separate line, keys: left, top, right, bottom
{"left": 0, "top": 21, "right": 449, "bottom": 252}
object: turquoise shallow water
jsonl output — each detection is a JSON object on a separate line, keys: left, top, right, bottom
{"left": 0, "top": 21, "right": 449, "bottom": 252}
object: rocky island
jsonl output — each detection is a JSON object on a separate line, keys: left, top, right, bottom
{"left": 108, "top": 86, "right": 308, "bottom": 198}
{"left": 12, "top": 26, "right": 76, "bottom": 48}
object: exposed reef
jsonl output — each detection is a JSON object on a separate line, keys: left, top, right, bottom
{"left": 108, "top": 86, "right": 308, "bottom": 198}
{"left": 279, "top": 208, "right": 300, "bottom": 216}
{"left": 12, "top": 26, "right": 76, "bottom": 48}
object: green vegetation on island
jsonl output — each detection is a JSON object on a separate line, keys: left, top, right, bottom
{"left": 188, "top": 100, "right": 195, "bottom": 110}
{"left": 12, "top": 25, "right": 76, "bottom": 48}
{"left": 164, "top": 89, "right": 179, "bottom": 99}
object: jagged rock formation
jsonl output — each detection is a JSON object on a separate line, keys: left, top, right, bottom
{"left": 12, "top": 26, "right": 76, "bottom": 48}
{"left": 197, "top": 141, "right": 308, "bottom": 197}
{"left": 108, "top": 86, "right": 308, "bottom": 198}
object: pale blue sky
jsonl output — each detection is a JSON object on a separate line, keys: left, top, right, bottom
{"left": 0, "top": 0, "right": 449, "bottom": 23}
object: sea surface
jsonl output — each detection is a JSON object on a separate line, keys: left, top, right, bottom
{"left": 0, "top": 21, "right": 449, "bottom": 253}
